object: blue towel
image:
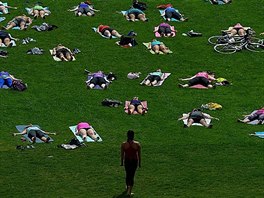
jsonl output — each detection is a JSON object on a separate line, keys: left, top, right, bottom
{"left": 16, "top": 125, "right": 54, "bottom": 143}
{"left": 69, "top": 125, "right": 102, "bottom": 142}
{"left": 253, "top": 132, "right": 264, "bottom": 138}
{"left": 0, "top": 17, "right": 5, "bottom": 22}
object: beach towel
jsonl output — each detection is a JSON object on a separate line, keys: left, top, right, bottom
{"left": 190, "top": 84, "right": 208, "bottom": 89}
{"left": 0, "top": 17, "right": 5, "bottom": 22}
{"left": 15, "top": 125, "right": 54, "bottom": 143}
{"left": 182, "top": 113, "right": 211, "bottom": 126}
{"left": 140, "top": 73, "right": 171, "bottom": 86}
{"left": 69, "top": 125, "right": 102, "bottom": 143}
{"left": 143, "top": 42, "right": 173, "bottom": 54}
{"left": 49, "top": 49, "right": 76, "bottom": 61}
{"left": 246, "top": 110, "right": 264, "bottom": 125}
{"left": 250, "top": 132, "right": 264, "bottom": 138}
{"left": 92, "top": 27, "right": 116, "bottom": 39}
{"left": 25, "top": 7, "right": 51, "bottom": 16}
{"left": 124, "top": 100, "right": 148, "bottom": 114}
{"left": 154, "top": 26, "right": 176, "bottom": 37}
{"left": 86, "top": 74, "right": 110, "bottom": 89}
{"left": 118, "top": 11, "right": 139, "bottom": 21}
{"left": 0, "top": 3, "right": 8, "bottom": 14}
{"left": 159, "top": 10, "right": 179, "bottom": 22}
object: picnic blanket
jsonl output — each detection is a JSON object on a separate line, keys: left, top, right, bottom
{"left": 0, "top": 3, "right": 8, "bottom": 14}
{"left": 182, "top": 113, "right": 211, "bottom": 126}
{"left": 49, "top": 49, "right": 76, "bottom": 61}
{"left": 25, "top": 7, "right": 51, "bottom": 16}
{"left": 92, "top": 27, "right": 117, "bottom": 39}
{"left": 118, "top": 11, "right": 139, "bottom": 21}
{"left": 143, "top": 42, "right": 173, "bottom": 54}
{"left": 190, "top": 84, "right": 209, "bottom": 89}
{"left": 154, "top": 26, "right": 176, "bottom": 37}
{"left": 86, "top": 74, "right": 110, "bottom": 89}
{"left": 159, "top": 10, "right": 179, "bottom": 22}
{"left": 250, "top": 132, "right": 264, "bottom": 138}
{"left": 15, "top": 125, "right": 54, "bottom": 143}
{"left": 124, "top": 100, "right": 148, "bottom": 114}
{"left": 69, "top": 125, "right": 102, "bottom": 143}
{"left": 140, "top": 73, "right": 171, "bottom": 86}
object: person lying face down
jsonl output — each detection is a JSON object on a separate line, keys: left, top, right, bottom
{"left": 125, "top": 7, "right": 148, "bottom": 22}
{"left": 52, "top": 44, "right": 75, "bottom": 61}
{"left": 161, "top": 6, "right": 188, "bottom": 22}
{"left": 143, "top": 69, "right": 163, "bottom": 86}
{"left": 178, "top": 109, "right": 219, "bottom": 128}
{"left": 237, "top": 107, "right": 264, "bottom": 124}
{"left": 178, "top": 71, "right": 216, "bottom": 88}
{"left": 76, "top": 122, "right": 99, "bottom": 141}
{"left": 148, "top": 39, "right": 170, "bottom": 54}
{"left": 86, "top": 71, "right": 109, "bottom": 89}
{"left": 128, "top": 97, "right": 146, "bottom": 115}
{"left": 97, "top": 25, "right": 122, "bottom": 38}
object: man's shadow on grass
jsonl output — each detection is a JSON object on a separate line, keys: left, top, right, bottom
{"left": 112, "top": 190, "right": 128, "bottom": 198}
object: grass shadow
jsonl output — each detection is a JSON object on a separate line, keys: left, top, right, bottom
{"left": 112, "top": 190, "right": 128, "bottom": 198}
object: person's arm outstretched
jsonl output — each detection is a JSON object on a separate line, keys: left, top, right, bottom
{"left": 179, "top": 75, "right": 195, "bottom": 81}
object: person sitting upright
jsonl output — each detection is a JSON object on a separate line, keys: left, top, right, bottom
{"left": 125, "top": 7, "right": 148, "bottom": 22}
{"left": 143, "top": 69, "right": 163, "bottom": 86}
{"left": 52, "top": 44, "right": 75, "bottom": 61}
{"left": 179, "top": 71, "right": 216, "bottom": 88}
{"left": 97, "top": 25, "right": 122, "bottom": 38}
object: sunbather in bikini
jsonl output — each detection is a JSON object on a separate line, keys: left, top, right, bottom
{"left": 76, "top": 122, "right": 99, "bottom": 141}
{"left": 4, "top": 15, "right": 32, "bottom": 30}
{"left": 178, "top": 71, "right": 216, "bottom": 88}
{"left": 127, "top": 97, "right": 146, "bottom": 115}
{"left": 86, "top": 71, "right": 109, "bottom": 89}
{"left": 178, "top": 109, "right": 219, "bottom": 128}
{"left": 237, "top": 107, "right": 264, "bottom": 124}
{"left": 154, "top": 23, "right": 175, "bottom": 37}
{"left": 97, "top": 25, "right": 122, "bottom": 38}
{"left": 148, "top": 39, "right": 171, "bottom": 54}
{"left": 161, "top": 6, "right": 187, "bottom": 22}
{"left": 143, "top": 69, "right": 163, "bottom": 86}
{"left": 52, "top": 44, "right": 74, "bottom": 61}
{"left": 0, "top": 1, "right": 17, "bottom": 14}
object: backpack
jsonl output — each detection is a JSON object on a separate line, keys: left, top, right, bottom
{"left": 69, "top": 138, "right": 82, "bottom": 146}
{"left": 133, "top": 2, "right": 147, "bottom": 10}
{"left": 119, "top": 35, "right": 138, "bottom": 47}
{"left": 12, "top": 79, "right": 27, "bottom": 91}
{"left": 102, "top": 98, "right": 122, "bottom": 107}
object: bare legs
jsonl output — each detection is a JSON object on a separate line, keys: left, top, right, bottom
{"left": 128, "top": 105, "right": 145, "bottom": 115}
{"left": 78, "top": 128, "right": 98, "bottom": 141}
{"left": 185, "top": 118, "right": 212, "bottom": 128}
{"left": 152, "top": 44, "right": 170, "bottom": 54}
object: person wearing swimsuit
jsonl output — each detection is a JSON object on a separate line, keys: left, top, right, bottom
{"left": 121, "top": 130, "right": 141, "bottom": 197}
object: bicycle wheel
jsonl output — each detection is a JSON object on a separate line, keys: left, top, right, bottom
{"left": 208, "top": 35, "right": 222, "bottom": 45}
{"left": 214, "top": 44, "right": 237, "bottom": 54}
{"left": 249, "top": 37, "right": 263, "bottom": 45}
{"left": 245, "top": 43, "right": 264, "bottom": 52}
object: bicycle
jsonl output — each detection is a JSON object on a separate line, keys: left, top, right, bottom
{"left": 213, "top": 32, "right": 264, "bottom": 54}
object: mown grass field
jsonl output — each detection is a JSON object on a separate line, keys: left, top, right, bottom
{"left": 0, "top": 0, "right": 264, "bottom": 197}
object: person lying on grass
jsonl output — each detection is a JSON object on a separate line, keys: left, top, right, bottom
{"left": 97, "top": 24, "right": 122, "bottom": 38}
{"left": 127, "top": 97, "right": 147, "bottom": 115}
{"left": 0, "top": 71, "right": 17, "bottom": 88}
{"left": 224, "top": 23, "right": 247, "bottom": 37}
{"left": 0, "top": 1, "right": 17, "bottom": 14}
{"left": 143, "top": 69, "right": 163, "bottom": 86}
{"left": 160, "top": 6, "right": 188, "bottom": 21}
{"left": 178, "top": 108, "right": 219, "bottom": 128}
{"left": 237, "top": 107, "right": 264, "bottom": 124}
{"left": 52, "top": 44, "right": 75, "bottom": 61}
{"left": 148, "top": 39, "right": 171, "bottom": 54}
{"left": 68, "top": 1, "right": 99, "bottom": 17}
{"left": 86, "top": 70, "right": 110, "bottom": 89}
{"left": 154, "top": 23, "right": 176, "bottom": 37}
{"left": 13, "top": 124, "right": 56, "bottom": 143}
{"left": 0, "top": 30, "right": 17, "bottom": 47}
{"left": 125, "top": 7, "right": 148, "bottom": 22}
{"left": 30, "top": 3, "right": 50, "bottom": 19}
{"left": 178, "top": 71, "right": 216, "bottom": 88}
{"left": 76, "top": 122, "right": 99, "bottom": 141}
{"left": 3, "top": 15, "right": 32, "bottom": 30}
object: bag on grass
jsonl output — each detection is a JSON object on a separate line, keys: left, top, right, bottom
{"left": 102, "top": 98, "right": 122, "bottom": 107}
{"left": 12, "top": 79, "right": 27, "bottom": 91}
{"left": 201, "top": 102, "right": 222, "bottom": 110}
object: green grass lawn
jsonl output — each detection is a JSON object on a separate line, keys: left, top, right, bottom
{"left": 0, "top": 0, "right": 264, "bottom": 197}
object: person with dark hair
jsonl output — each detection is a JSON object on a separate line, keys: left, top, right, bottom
{"left": 13, "top": 124, "right": 55, "bottom": 143}
{"left": 52, "top": 44, "right": 75, "bottom": 61}
{"left": 178, "top": 109, "right": 219, "bottom": 128}
{"left": 178, "top": 71, "right": 216, "bottom": 88}
{"left": 86, "top": 71, "right": 110, "bottom": 89}
{"left": 121, "top": 130, "right": 141, "bottom": 197}
{"left": 161, "top": 6, "right": 188, "bottom": 22}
